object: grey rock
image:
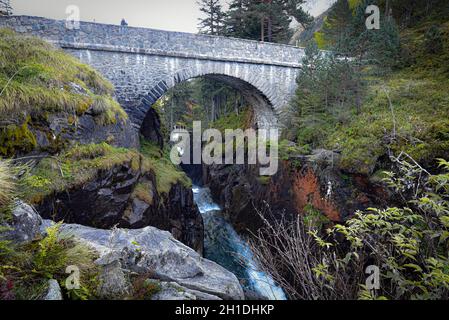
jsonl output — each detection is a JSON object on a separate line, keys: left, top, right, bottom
{"left": 307, "top": 149, "right": 341, "bottom": 166}
{"left": 43, "top": 279, "right": 63, "bottom": 300}
{"left": 97, "top": 259, "right": 132, "bottom": 300}
{"left": 152, "top": 282, "right": 221, "bottom": 300}
{"left": 0, "top": 201, "right": 42, "bottom": 244}
{"left": 42, "top": 221, "right": 244, "bottom": 300}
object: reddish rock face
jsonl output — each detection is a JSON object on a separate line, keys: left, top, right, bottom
{"left": 290, "top": 168, "right": 341, "bottom": 222}
{"left": 204, "top": 156, "right": 389, "bottom": 231}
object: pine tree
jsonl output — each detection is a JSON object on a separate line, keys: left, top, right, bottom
{"left": 197, "top": 0, "right": 225, "bottom": 35}
{"left": 225, "top": 0, "right": 312, "bottom": 43}
{"left": 318, "top": 0, "right": 353, "bottom": 49}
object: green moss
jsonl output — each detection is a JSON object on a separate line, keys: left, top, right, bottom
{"left": 303, "top": 204, "right": 331, "bottom": 230}
{"left": 0, "top": 119, "right": 37, "bottom": 157}
{"left": 132, "top": 182, "right": 154, "bottom": 205}
{"left": 20, "top": 143, "right": 141, "bottom": 204}
{"left": 0, "top": 28, "right": 127, "bottom": 127}
{"left": 140, "top": 139, "right": 191, "bottom": 195}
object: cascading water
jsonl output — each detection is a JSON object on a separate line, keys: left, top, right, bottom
{"left": 192, "top": 185, "right": 287, "bottom": 300}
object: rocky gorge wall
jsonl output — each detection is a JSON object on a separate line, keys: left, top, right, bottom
{"left": 202, "top": 149, "right": 389, "bottom": 233}
{"left": 10, "top": 106, "right": 203, "bottom": 253}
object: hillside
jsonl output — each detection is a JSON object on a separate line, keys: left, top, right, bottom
{"left": 288, "top": 0, "right": 449, "bottom": 175}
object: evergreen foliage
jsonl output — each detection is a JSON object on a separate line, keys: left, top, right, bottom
{"left": 197, "top": 0, "right": 225, "bottom": 35}
{"left": 224, "top": 0, "right": 312, "bottom": 43}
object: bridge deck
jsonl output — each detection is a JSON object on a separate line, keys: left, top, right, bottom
{"left": 0, "top": 15, "right": 304, "bottom": 68}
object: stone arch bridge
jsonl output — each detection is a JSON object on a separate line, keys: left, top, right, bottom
{"left": 0, "top": 16, "right": 305, "bottom": 131}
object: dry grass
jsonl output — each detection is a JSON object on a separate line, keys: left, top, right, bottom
{"left": 0, "top": 28, "right": 127, "bottom": 124}
{"left": 0, "top": 159, "right": 15, "bottom": 208}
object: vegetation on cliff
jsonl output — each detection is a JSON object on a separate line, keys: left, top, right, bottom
{"left": 252, "top": 157, "right": 449, "bottom": 300}
{"left": 248, "top": 0, "right": 449, "bottom": 300}
{"left": 285, "top": 0, "right": 449, "bottom": 175}
{"left": 0, "top": 29, "right": 127, "bottom": 157}
{"left": 140, "top": 139, "right": 191, "bottom": 195}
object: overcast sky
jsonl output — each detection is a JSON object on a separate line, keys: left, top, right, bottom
{"left": 11, "top": 0, "right": 334, "bottom": 33}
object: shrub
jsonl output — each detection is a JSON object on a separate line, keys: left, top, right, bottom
{"left": 1, "top": 222, "right": 100, "bottom": 300}
{"left": 251, "top": 157, "right": 449, "bottom": 300}
{"left": 424, "top": 25, "right": 443, "bottom": 54}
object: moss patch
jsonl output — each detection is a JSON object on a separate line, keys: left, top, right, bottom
{"left": 20, "top": 143, "right": 140, "bottom": 204}
{"left": 0, "top": 117, "right": 37, "bottom": 157}
{"left": 132, "top": 182, "right": 154, "bottom": 205}
{"left": 0, "top": 29, "right": 127, "bottom": 128}
{"left": 140, "top": 139, "right": 191, "bottom": 195}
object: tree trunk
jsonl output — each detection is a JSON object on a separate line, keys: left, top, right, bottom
{"left": 267, "top": 16, "right": 273, "bottom": 42}
{"left": 211, "top": 97, "right": 215, "bottom": 122}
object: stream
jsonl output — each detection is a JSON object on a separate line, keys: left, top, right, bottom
{"left": 192, "top": 185, "right": 287, "bottom": 300}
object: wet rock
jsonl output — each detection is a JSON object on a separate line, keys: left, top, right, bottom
{"left": 43, "top": 279, "right": 63, "bottom": 300}
{"left": 37, "top": 162, "right": 140, "bottom": 228}
{"left": 41, "top": 221, "right": 244, "bottom": 300}
{"left": 0, "top": 201, "right": 42, "bottom": 244}
{"left": 152, "top": 282, "right": 221, "bottom": 300}
{"left": 140, "top": 107, "right": 164, "bottom": 149}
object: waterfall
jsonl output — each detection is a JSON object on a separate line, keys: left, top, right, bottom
{"left": 192, "top": 186, "right": 287, "bottom": 300}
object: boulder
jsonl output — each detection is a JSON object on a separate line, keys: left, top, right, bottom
{"left": 152, "top": 282, "right": 221, "bottom": 300}
{"left": 0, "top": 201, "right": 42, "bottom": 244}
{"left": 96, "top": 259, "right": 132, "bottom": 300}
{"left": 40, "top": 221, "right": 244, "bottom": 300}
{"left": 43, "top": 279, "right": 63, "bottom": 300}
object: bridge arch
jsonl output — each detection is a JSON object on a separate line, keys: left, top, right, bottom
{"left": 137, "top": 62, "right": 279, "bottom": 131}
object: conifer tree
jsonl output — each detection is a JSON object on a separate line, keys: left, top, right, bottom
{"left": 197, "top": 0, "right": 225, "bottom": 35}
{"left": 225, "top": 0, "right": 312, "bottom": 43}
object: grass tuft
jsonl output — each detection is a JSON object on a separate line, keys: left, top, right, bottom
{"left": 0, "top": 28, "right": 127, "bottom": 125}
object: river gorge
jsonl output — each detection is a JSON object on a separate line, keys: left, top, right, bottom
{"left": 192, "top": 185, "right": 286, "bottom": 300}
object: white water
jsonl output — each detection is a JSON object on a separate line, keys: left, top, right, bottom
{"left": 192, "top": 186, "right": 287, "bottom": 300}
